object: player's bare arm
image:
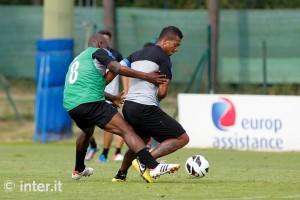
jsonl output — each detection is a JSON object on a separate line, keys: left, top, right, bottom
{"left": 157, "top": 79, "right": 170, "bottom": 101}
{"left": 107, "top": 60, "right": 168, "bottom": 85}
{"left": 104, "top": 91, "right": 125, "bottom": 108}
{"left": 104, "top": 70, "right": 117, "bottom": 84}
{"left": 121, "top": 76, "right": 130, "bottom": 94}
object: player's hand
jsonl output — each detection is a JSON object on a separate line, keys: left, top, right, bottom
{"left": 146, "top": 70, "right": 168, "bottom": 85}
{"left": 111, "top": 91, "right": 125, "bottom": 108}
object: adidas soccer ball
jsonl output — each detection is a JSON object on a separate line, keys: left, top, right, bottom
{"left": 185, "top": 155, "right": 209, "bottom": 177}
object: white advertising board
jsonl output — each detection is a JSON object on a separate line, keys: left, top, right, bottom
{"left": 178, "top": 94, "right": 300, "bottom": 151}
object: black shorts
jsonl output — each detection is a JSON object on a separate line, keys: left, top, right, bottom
{"left": 122, "top": 100, "right": 186, "bottom": 142}
{"left": 68, "top": 101, "right": 118, "bottom": 130}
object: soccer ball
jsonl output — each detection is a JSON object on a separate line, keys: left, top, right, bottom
{"left": 185, "top": 155, "right": 209, "bottom": 177}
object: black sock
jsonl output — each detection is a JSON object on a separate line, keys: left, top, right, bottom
{"left": 75, "top": 150, "right": 86, "bottom": 172}
{"left": 118, "top": 169, "right": 127, "bottom": 175}
{"left": 90, "top": 137, "right": 97, "bottom": 149}
{"left": 101, "top": 148, "right": 109, "bottom": 158}
{"left": 115, "top": 170, "right": 127, "bottom": 179}
{"left": 137, "top": 148, "right": 159, "bottom": 169}
{"left": 115, "top": 148, "right": 121, "bottom": 155}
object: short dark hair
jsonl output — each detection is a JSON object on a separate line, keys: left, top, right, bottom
{"left": 143, "top": 42, "right": 155, "bottom": 47}
{"left": 98, "top": 30, "right": 112, "bottom": 38}
{"left": 158, "top": 26, "right": 183, "bottom": 41}
{"left": 88, "top": 33, "right": 108, "bottom": 48}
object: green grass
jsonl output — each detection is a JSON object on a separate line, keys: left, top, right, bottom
{"left": 1, "top": 143, "right": 300, "bottom": 200}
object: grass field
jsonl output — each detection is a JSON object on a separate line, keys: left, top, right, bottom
{"left": 1, "top": 143, "right": 300, "bottom": 200}
{"left": 1, "top": 80, "right": 300, "bottom": 199}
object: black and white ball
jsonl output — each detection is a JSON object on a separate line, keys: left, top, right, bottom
{"left": 185, "top": 155, "right": 209, "bottom": 177}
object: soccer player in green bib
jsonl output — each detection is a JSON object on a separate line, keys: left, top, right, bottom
{"left": 64, "top": 33, "right": 180, "bottom": 182}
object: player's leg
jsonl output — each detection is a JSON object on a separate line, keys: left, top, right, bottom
{"left": 98, "top": 131, "right": 113, "bottom": 162}
{"left": 148, "top": 108, "right": 189, "bottom": 159}
{"left": 89, "top": 136, "right": 97, "bottom": 149}
{"left": 87, "top": 101, "right": 179, "bottom": 182}
{"left": 112, "top": 137, "right": 149, "bottom": 182}
{"left": 72, "top": 126, "right": 95, "bottom": 180}
{"left": 114, "top": 101, "right": 182, "bottom": 182}
{"left": 142, "top": 102, "right": 189, "bottom": 157}
{"left": 112, "top": 149, "right": 135, "bottom": 182}
{"left": 116, "top": 133, "right": 189, "bottom": 170}
{"left": 150, "top": 133, "right": 189, "bottom": 158}
{"left": 143, "top": 122, "right": 188, "bottom": 179}
{"left": 105, "top": 113, "right": 180, "bottom": 182}
{"left": 75, "top": 127, "right": 94, "bottom": 170}
{"left": 113, "top": 132, "right": 189, "bottom": 180}
{"left": 102, "top": 72, "right": 120, "bottom": 161}
{"left": 113, "top": 133, "right": 188, "bottom": 182}
{"left": 122, "top": 101, "right": 189, "bottom": 160}
{"left": 90, "top": 101, "right": 157, "bottom": 169}
{"left": 68, "top": 102, "right": 99, "bottom": 180}
{"left": 113, "top": 135, "right": 124, "bottom": 161}
{"left": 104, "top": 113, "right": 154, "bottom": 162}
{"left": 131, "top": 102, "right": 188, "bottom": 179}
{"left": 85, "top": 135, "right": 98, "bottom": 161}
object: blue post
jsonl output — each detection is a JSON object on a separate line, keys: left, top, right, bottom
{"left": 34, "top": 39, "right": 73, "bottom": 142}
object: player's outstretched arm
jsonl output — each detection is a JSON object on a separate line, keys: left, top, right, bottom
{"left": 107, "top": 61, "right": 167, "bottom": 85}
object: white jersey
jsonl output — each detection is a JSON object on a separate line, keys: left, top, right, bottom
{"left": 105, "top": 75, "right": 120, "bottom": 96}
{"left": 121, "top": 45, "right": 172, "bottom": 106}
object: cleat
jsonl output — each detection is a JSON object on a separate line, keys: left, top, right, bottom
{"left": 111, "top": 177, "right": 126, "bottom": 182}
{"left": 113, "top": 153, "right": 124, "bottom": 161}
{"left": 98, "top": 154, "right": 107, "bottom": 163}
{"left": 132, "top": 159, "right": 154, "bottom": 183}
{"left": 85, "top": 147, "right": 98, "bottom": 161}
{"left": 112, "top": 171, "right": 127, "bottom": 182}
{"left": 150, "top": 163, "right": 180, "bottom": 179}
{"left": 72, "top": 167, "right": 94, "bottom": 180}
